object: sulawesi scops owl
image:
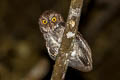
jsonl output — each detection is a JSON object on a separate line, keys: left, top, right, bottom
{"left": 38, "top": 10, "right": 92, "bottom": 72}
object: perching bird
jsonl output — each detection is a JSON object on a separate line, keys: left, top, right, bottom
{"left": 38, "top": 10, "right": 92, "bottom": 72}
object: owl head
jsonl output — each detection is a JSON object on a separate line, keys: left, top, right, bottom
{"left": 38, "top": 10, "right": 64, "bottom": 33}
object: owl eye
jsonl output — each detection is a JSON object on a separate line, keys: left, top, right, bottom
{"left": 42, "top": 19, "right": 47, "bottom": 24}
{"left": 51, "top": 17, "right": 56, "bottom": 22}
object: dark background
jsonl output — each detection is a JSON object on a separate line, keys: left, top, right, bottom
{"left": 0, "top": 0, "right": 120, "bottom": 80}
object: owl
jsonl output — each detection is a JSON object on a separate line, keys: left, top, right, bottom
{"left": 38, "top": 10, "right": 92, "bottom": 72}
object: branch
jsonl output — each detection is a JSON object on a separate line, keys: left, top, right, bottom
{"left": 51, "top": 0, "right": 83, "bottom": 80}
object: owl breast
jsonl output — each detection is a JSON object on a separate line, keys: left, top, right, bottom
{"left": 43, "top": 25, "right": 65, "bottom": 60}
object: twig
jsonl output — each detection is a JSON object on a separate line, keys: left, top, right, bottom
{"left": 51, "top": 0, "right": 83, "bottom": 80}
{"left": 23, "top": 58, "right": 49, "bottom": 80}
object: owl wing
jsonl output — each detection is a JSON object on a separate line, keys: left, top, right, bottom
{"left": 69, "top": 32, "right": 92, "bottom": 72}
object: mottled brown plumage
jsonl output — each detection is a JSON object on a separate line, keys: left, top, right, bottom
{"left": 38, "top": 10, "right": 92, "bottom": 72}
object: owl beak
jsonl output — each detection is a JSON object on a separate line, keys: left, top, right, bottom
{"left": 50, "top": 23, "right": 55, "bottom": 30}
{"left": 46, "top": 24, "right": 52, "bottom": 32}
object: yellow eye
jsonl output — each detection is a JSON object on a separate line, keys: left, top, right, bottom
{"left": 42, "top": 19, "right": 47, "bottom": 24}
{"left": 52, "top": 17, "right": 56, "bottom": 22}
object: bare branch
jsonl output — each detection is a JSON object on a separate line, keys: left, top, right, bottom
{"left": 51, "top": 0, "right": 83, "bottom": 80}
